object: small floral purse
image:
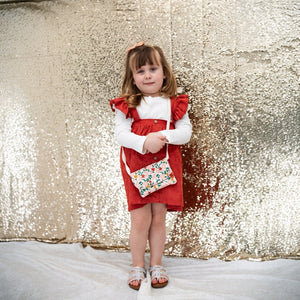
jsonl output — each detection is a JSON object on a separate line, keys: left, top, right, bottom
{"left": 121, "top": 99, "right": 177, "bottom": 198}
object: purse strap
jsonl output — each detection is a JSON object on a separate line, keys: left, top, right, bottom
{"left": 122, "top": 98, "right": 171, "bottom": 174}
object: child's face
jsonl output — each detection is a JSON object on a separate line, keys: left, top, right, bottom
{"left": 132, "top": 62, "right": 165, "bottom": 97}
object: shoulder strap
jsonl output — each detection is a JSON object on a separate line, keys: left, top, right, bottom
{"left": 122, "top": 98, "right": 171, "bottom": 174}
{"left": 165, "top": 98, "right": 171, "bottom": 160}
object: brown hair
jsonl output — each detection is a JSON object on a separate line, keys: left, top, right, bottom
{"left": 121, "top": 44, "right": 177, "bottom": 108}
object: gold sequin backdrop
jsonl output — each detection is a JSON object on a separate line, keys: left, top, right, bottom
{"left": 0, "top": 0, "right": 299, "bottom": 260}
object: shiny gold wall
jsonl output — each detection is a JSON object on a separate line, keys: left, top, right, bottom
{"left": 0, "top": 0, "right": 299, "bottom": 260}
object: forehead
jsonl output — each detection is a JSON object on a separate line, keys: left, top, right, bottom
{"left": 129, "top": 48, "right": 161, "bottom": 70}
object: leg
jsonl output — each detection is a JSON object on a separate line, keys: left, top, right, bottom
{"left": 129, "top": 204, "right": 152, "bottom": 288}
{"left": 148, "top": 203, "right": 168, "bottom": 285}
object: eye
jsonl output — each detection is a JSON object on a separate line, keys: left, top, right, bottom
{"left": 137, "top": 70, "right": 144, "bottom": 74}
{"left": 150, "top": 67, "right": 157, "bottom": 71}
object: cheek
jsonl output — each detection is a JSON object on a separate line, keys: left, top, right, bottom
{"left": 132, "top": 75, "right": 137, "bottom": 85}
{"left": 132, "top": 74, "right": 141, "bottom": 85}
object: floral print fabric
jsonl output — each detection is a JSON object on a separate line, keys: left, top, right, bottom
{"left": 130, "top": 158, "right": 177, "bottom": 198}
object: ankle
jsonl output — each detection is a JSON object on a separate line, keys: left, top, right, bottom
{"left": 132, "top": 263, "right": 145, "bottom": 268}
{"left": 150, "top": 261, "right": 162, "bottom": 267}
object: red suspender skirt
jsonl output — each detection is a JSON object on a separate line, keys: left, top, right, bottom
{"left": 110, "top": 95, "right": 189, "bottom": 211}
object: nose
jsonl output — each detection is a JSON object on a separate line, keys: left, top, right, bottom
{"left": 144, "top": 71, "right": 152, "bottom": 79}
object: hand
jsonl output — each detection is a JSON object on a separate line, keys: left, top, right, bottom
{"left": 143, "top": 132, "right": 168, "bottom": 154}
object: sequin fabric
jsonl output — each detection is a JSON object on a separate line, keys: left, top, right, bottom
{"left": 0, "top": 0, "right": 299, "bottom": 260}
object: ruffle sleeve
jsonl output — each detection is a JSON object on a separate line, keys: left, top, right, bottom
{"left": 110, "top": 97, "right": 132, "bottom": 118}
{"left": 171, "top": 94, "right": 189, "bottom": 121}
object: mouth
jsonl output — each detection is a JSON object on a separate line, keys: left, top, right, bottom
{"left": 144, "top": 82, "right": 155, "bottom": 85}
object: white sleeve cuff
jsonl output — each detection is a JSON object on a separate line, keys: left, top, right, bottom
{"left": 160, "top": 131, "right": 172, "bottom": 143}
{"left": 136, "top": 136, "right": 147, "bottom": 154}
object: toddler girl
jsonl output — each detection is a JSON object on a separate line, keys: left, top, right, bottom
{"left": 110, "top": 42, "right": 192, "bottom": 290}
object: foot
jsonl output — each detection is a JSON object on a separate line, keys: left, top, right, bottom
{"left": 128, "top": 266, "right": 146, "bottom": 290}
{"left": 149, "top": 265, "right": 168, "bottom": 288}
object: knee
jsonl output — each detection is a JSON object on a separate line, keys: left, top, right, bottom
{"left": 151, "top": 211, "right": 166, "bottom": 228}
{"left": 151, "top": 203, "right": 167, "bottom": 226}
{"left": 131, "top": 215, "right": 151, "bottom": 234}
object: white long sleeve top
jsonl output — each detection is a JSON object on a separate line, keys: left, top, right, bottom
{"left": 114, "top": 96, "right": 192, "bottom": 154}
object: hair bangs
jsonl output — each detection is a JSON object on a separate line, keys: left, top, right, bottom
{"left": 129, "top": 47, "right": 161, "bottom": 71}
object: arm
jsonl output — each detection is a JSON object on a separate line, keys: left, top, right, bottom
{"left": 115, "top": 110, "right": 147, "bottom": 154}
{"left": 115, "top": 110, "right": 168, "bottom": 154}
{"left": 160, "top": 111, "right": 192, "bottom": 145}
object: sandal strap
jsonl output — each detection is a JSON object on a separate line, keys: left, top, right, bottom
{"left": 128, "top": 266, "right": 146, "bottom": 284}
{"left": 149, "top": 265, "right": 169, "bottom": 281}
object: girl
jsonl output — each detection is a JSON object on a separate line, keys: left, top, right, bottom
{"left": 110, "top": 42, "right": 192, "bottom": 290}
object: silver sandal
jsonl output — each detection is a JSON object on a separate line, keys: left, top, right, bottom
{"left": 149, "top": 265, "right": 169, "bottom": 288}
{"left": 128, "top": 266, "right": 146, "bottom": 290}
